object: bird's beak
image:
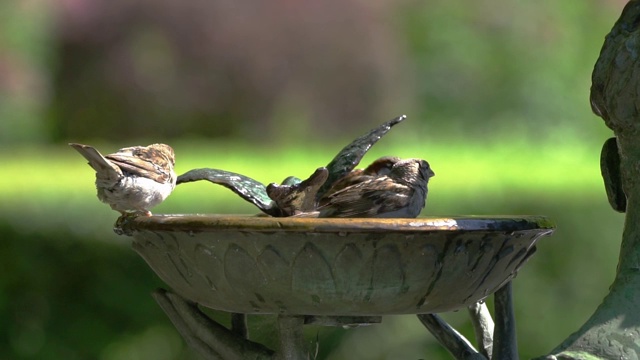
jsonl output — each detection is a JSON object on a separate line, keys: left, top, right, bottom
{"left": 426, "top": 167, "right": 435, "bottom": 178}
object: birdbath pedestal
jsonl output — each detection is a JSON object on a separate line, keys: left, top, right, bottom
{"left": 118, "top": 214, "right": 554, "bottom": 359}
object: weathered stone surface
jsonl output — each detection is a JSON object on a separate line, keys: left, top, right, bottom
{"left": 549, "top": 2, "right": 640, "bottom": 359}
{"left": 121, "top": 215, "right": 553, "bottom": 316}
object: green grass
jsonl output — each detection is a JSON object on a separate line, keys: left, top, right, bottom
{"left": 1, "top": 138, "right": 604, "bottom": 205}
{"left": 0, "top": 139, "right": 606, "bottom": 240}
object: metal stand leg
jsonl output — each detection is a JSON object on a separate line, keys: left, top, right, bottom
{"left": 276, "top": 315, "right": 309, "bottom": 360}
{"left": 155, "top": 286, "right": 521, "bottom": 360}
{"left": 468, "top": 302, "right": 494, "bottom": 359}
{"left": 493, "top": 282, "right": 518, "bottom": 360}
{"left": 419, "top": 281, "right": 519, "bottom": 359}
{"left": 231, "top": 313, "right": 248, "bottom": 338}
{"left": 417, "top": 313, "right": 486, "bottom": 360}
{"left": 152, "top": 289, "right": 273, "bottom": 360}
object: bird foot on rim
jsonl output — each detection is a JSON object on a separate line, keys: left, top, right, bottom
{"left": 113, "top": 212, "right": 145, "bottom": 235}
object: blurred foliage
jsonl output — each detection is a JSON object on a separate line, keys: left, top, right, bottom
{"left": 0, "top": 0, "right": 631, "bottom": 359}
{"left": 0, "top": 0, "right": 52, "bottom": 144}
{"left": 0, "top": 0, "right": 624, "bottom": 144}
{"left": 0, "top": 222, "right": 196, "bottom": 360}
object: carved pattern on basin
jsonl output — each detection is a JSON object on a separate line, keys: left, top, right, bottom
{"left": 121, "top": 215, "right": 554, "bottom": 316}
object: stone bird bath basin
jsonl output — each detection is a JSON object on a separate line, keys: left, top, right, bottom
{"left": 118, "top": 214, "right": 554, "bottom": 316}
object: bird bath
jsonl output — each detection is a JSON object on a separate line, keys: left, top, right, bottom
{"left": 117, "top": 214, "right": 554, "bottom": 359}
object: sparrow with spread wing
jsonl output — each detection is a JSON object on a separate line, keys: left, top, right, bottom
{"left": 317, "top": 158, "right": 434, "bottom": 218}
{"left": 69, "top": 143, "right": 176, "bottom": 216}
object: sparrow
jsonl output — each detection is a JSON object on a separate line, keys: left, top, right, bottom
{"left": 69, "top": 143, "right": 176, "bottom": 216}
{"left": 319, "top": 156, "right": 401, "bottom": 205}
{"left": 315, "top": 158, "right": 434, "bottom": 218}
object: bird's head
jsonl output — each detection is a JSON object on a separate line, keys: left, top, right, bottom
{"left": 418, "top": 159, "right": 435, "bottom": 181}
{"left": 390, "top": 158, "right": 434, "bottom": 183}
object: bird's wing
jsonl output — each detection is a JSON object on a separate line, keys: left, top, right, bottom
{"left": 69, "top": 143, "right": 123, "bottom": 181}
{"left": 106, "top": 147, "right": 172, "bottom": 184}
{"left": 319, "top": 171, "right": 368, "bottom": 205}
{"left": 319, "top": 179, "right": 412, "bottom": 218}
{"left": 316, "top": 115, "right": 406, "bottom": 200}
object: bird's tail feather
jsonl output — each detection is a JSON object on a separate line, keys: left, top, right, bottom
{"left": 69, "top": 143, "right": 122, "bottom": 181}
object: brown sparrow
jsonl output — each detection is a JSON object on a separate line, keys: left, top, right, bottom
{"left": 319, "top": 156, "right": 401, "bottom": 204}
{"left": 316, "top": 158, "right": 434, "bottom": 218}
{"left": 69, "top": 143, "right": 176, "bottom": 216}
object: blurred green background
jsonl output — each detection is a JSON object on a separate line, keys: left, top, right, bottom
{"left": 0, "top": 0, "right": 629, "bottom": 359}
